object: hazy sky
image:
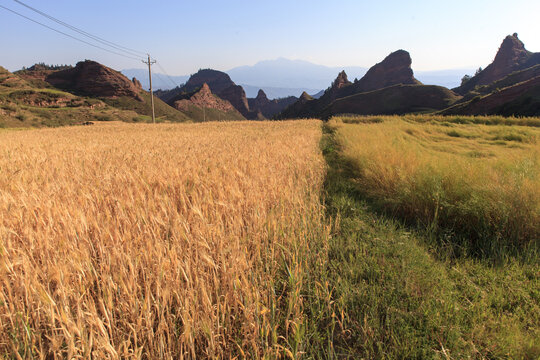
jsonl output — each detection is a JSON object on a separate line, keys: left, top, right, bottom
{"left": 2, "top": 0, "right": 540, "bottom": 74}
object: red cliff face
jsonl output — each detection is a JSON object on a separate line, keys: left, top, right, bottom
{"left": 353, "top": 50, "right": 420, "bottom": 93}
{"left": 46, "top": 60, "right": 142, "bottom": 100}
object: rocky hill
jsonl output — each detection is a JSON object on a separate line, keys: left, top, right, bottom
{"left": 455, "top": 34, "right": 540, "bottom": 95}
{"left": 321, "top": 84, "right": 460, "bottom": 119}
{"left": 2, "top": 61, "right": 194, "bottom": 125}
{"left": 442, "top": 76, "right": 540, "bottom": 116}
{"left": 172, "top": 83, "right": 245, "bottom": 121}
{"left": 46, "top": 60, "right": 143, "bottom": 100}
{"left": 159, "top": 69, "right": 261, "bottom": 119}
{"left": 247, "top": 89, "right": 297, "bottom": 119}
{"left": 278, "top": 50, "right": 432, "bottom": 119}
{"left": 347, "top": 50, "right": 421, "bottom": 95}
{"left": 0, "top": 65, "right": 145, "bottom": 127}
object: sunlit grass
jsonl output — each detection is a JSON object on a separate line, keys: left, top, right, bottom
{"left": 330, "top": 115, "right": 539, "bottom": 258}
{"left": 0, "top": 120, "right": 329, "bottom": 358}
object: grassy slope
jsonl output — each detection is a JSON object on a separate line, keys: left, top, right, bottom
{"left": 321, "top": 84, "right": 461, "bottom": 119}
{"left": 0, "top": 66, "right": 156, "bottom": 127}
{"left": 475, "top": 64, "right": 540, "bottom": 95}
{"left": 302, "top": 123, "right": 539, "bottom": 358}
{"left": 102, "top": 92, "right": 192, "bottom": 122}
{"left": 443, "top": 76, "right": 540, "bottom": 117}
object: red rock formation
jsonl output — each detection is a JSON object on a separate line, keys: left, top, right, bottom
{"left": 218, "top": 84, "right": 252, "bottom": 118}
{"left": 332, "top": 71, "right": 350, "bottom": 90}
{"left": 162, "top": 68, "right": 259, "bottom": 118}
{"left": 183, "top": 69, "right": 235, "bottom": 94}
{"left": 352, "top": 50, "right": 420, "bottom": 93}
{"left": 46, "top": 60, "right": 142, "bottom": 100}
{"left": 173, "top": 83, "right": 235, "bottom": 112}
{"left": 456, "top": 33, "right": 540, "bottom": 94}
{"left": 299, "top": 91, "right": 313, "bottom": 102}
{"left": 132, "top": 77, "right": 142, "bottom": 90}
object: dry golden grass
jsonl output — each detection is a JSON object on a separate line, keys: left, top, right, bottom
{"left": 330, "top": 115, "right": 540, "bottom": 257}
{"left": 0, "top": 120, "right": 328, "bottom": 358}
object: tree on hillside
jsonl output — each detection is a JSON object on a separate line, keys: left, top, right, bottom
{"left": 461, "top": 74, "right": 472, "bottom": 86}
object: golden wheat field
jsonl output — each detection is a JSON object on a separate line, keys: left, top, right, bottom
{"left": 0, "top": 120, "right": 328, "bottom": 358}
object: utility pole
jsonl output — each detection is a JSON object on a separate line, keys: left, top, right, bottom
{"left": 142, "top": 54, "right": 157, "bottom": 124}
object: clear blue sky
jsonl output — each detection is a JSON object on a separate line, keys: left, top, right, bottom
{"left": 1, "top": 0, "right": 539, "bottom": 74}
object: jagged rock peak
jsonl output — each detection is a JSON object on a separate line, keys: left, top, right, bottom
{"left": 383, "top": 49, "right": 413, "bottom": 67}
{"left": 332, "top": 70, "right": 350, "bottom": 89}
{"left": 299, "top": 91, "right": 313, "bottom": 101}
{"left": 173, "top": 82, "right": 235, "bottom": 113}
{"left": 353, "top": 49, "right": 420, "bottom": 93}
{"left": 256, "top": 89, "right": 269, "bottom": 101}
{"left": 132, "top": 77, "right": 142, "bottom": 89}
{"left": 199, "top": 82, "right": 212, "bottom": 93}
{"left": 493, "top": 33, "right": 531, "bottom": 66}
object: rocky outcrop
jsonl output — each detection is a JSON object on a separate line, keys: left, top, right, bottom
{"left": 218, "top": 84, "right": 251, "bottom": 117}
{"left": 173, "top": 83, "right": 235, "bottom": 112}
{"left": 132, "top": 77, "right": 142, "bottom": 90}
{"left": 160, "top": 69, "right": 260, "bottom": 118}
{"left": 456, "top": 33, "right": 540, "bottom": 94}
{"left": 250, "top": 89, "right": 270, "bottom": 109}
{"left": 350, "top": 50, "right": 420, "bottom": 94}
{"left": 46, "top": 60, "right": 143, "bottom": 100}
{"left": 182, "top": 69, "right": 236, "bottom": 94}
{"left": 299, "top": 91, "right": 314, "bottom": 102}
{"left": 277, "top": 50, "right": 458, "bottom": 119}
{"left": 247, "top": 89, "right": 298, "bottom": 118}
{"left": 324, "top": 70, "right": 353, "bottom": 101}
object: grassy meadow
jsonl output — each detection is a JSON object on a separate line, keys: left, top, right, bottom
{"left": 330, "top": 115, "right": 539, "bottom": 258}
{"left": 316, "top": 116, "right": 539, "bottom": 358}
{"left": 0, "top": 121, "right": 329, "bottom": 358}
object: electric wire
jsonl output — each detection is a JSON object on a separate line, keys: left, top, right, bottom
{"left": 0, "top": 4, "right": 143, "bottom": 61}
{"left": 156, "top": 62, "right": 182, "bottom": 89}
{"left": 153, "top": 72, "right": 171, "bottom": 91}
{"left": 13, "top": 0, "right": 147, "bottom": 58}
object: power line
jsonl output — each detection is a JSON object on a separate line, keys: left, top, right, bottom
{"left": 156, "top": 61, "right": 182, "bottom": 89}
{"left": 153, "top": 72, "right": 172, "bottom": 90}
{"left": 12, "top": 0, "right": 147, "bottom": 58}
{"left": 0, "top": 4, "right": 143, "bottom": 61}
